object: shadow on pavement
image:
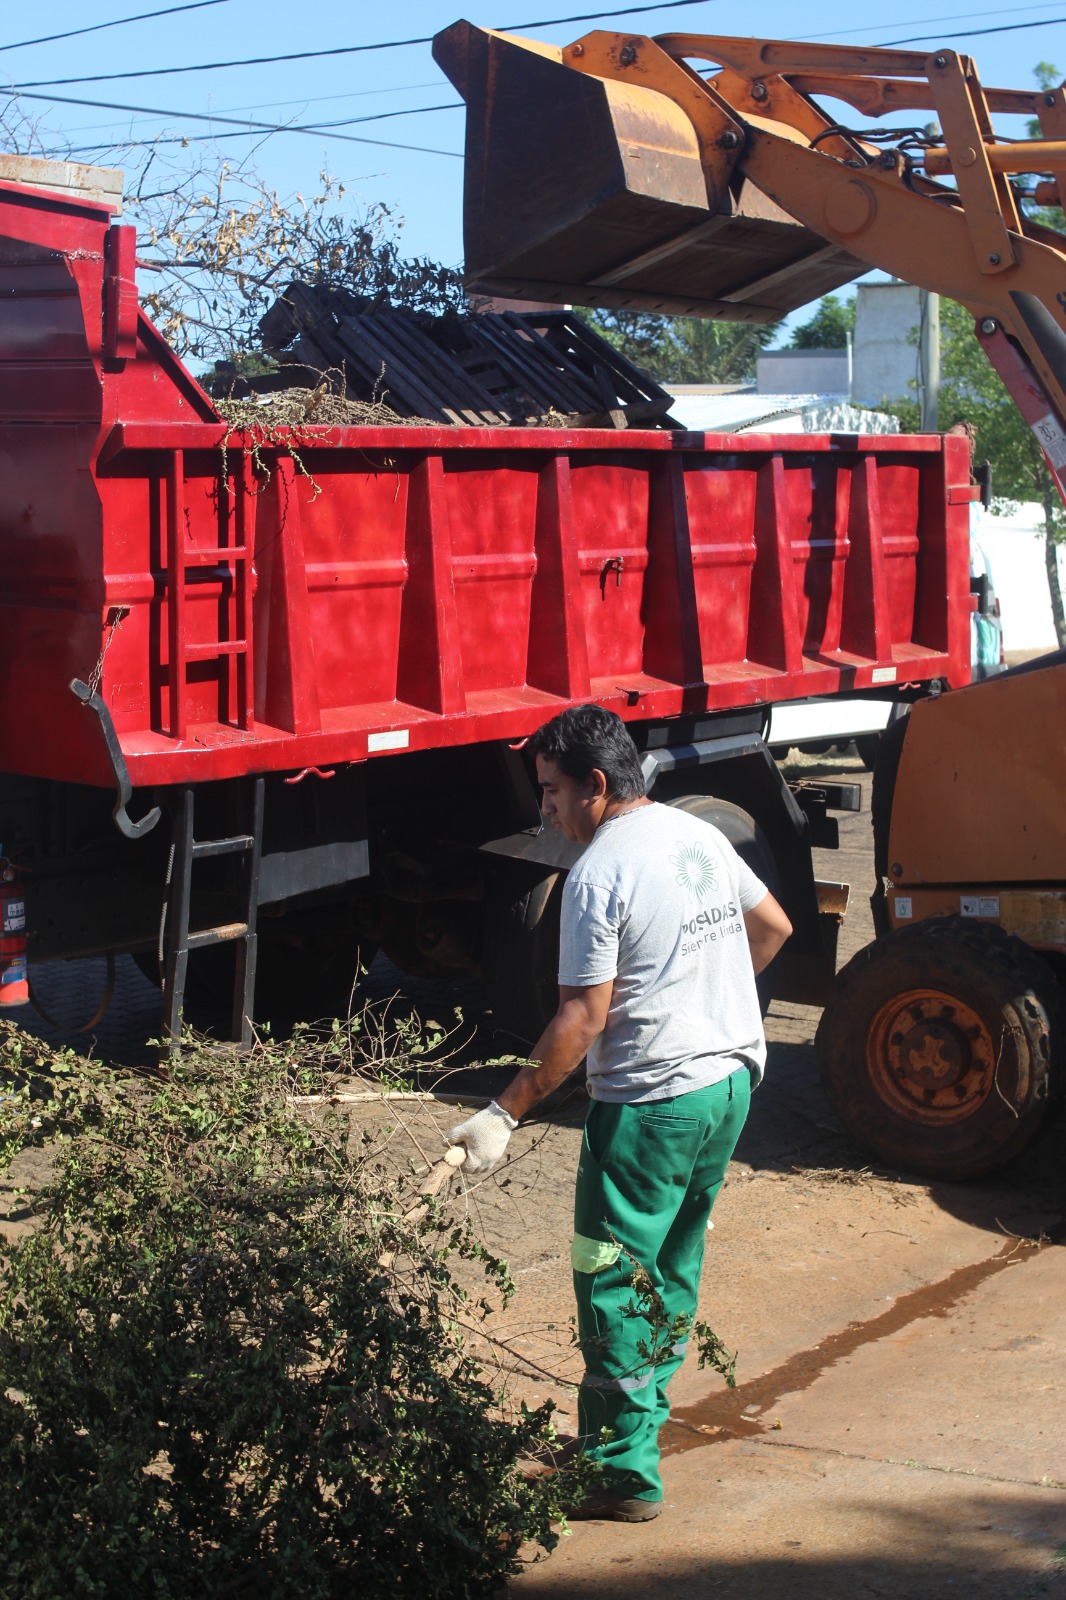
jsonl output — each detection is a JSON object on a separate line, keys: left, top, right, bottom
{"left": 515, "top": 1481, "right": 1066, "bottom": 1600}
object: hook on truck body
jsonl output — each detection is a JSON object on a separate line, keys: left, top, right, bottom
{"left": 69, "top": 678, "right": 162, "bottom": 840}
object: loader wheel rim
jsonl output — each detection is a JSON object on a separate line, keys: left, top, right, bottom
{"left": 867, "top": 988, "right": 997, "bottom": 1125}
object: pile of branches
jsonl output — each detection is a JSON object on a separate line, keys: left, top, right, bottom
{"left": 0, "top": 1021, "right": 590, "bottom": 1598}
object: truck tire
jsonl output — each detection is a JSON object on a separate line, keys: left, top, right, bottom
{"left": 855, "top": 733, "right": 881, "bottom": 772}
{"left": 484, "top": 796, "right": 783, "bottom": 1042}
{"left": 483, "top": 863, "right": 563, "bottom": 1045}
{"left": 667, "top": 795, "right": 781, "bottom": 1015}
{"left": 816, "top": 917, "right": 1061, "bottom": 1179}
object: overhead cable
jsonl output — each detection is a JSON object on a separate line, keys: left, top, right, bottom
{"left": 61, "top": 100, "right": 463, "bottom": 156}
{"left": 6, "top": 0, "right": 713, "bottom": 89}
{"left": 877, "top": 13, "right": 1066, "bottom": 45}
{"left": 13, "top": 0, "right": 1061, "bottom": 163}
{"left": 0, "top": 0, "right": 232, "bottom": 54}
{"left": 1, "top": 87, "right": 465, "bottom": 158}
{"left": 38, "top": 81, "right": 444, "bottom": 142}
{"left": 796, "top": 1, "right": 1065, "bottom": 44}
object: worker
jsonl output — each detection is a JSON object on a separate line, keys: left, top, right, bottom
{"left": 448, "top": 704, "right": 792, "bottom": 1522}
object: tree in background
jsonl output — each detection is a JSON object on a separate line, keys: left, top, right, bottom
{"left": 787, "top": 292, "right": 855, "bottom": 349}
{"left": 890, "top": 298, "right": 1066, "bottom": 647}
{"left": 0, "top": 105, "right": 464, "bottom": 364}
{"left": 578, "top": 308, "right": 779, "bottom": 383}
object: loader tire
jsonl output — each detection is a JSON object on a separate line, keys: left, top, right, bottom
{"left": 869, "top": 711, "right": 910, "bottom": 937}
{"left": 816, "top": 917, "right": 1061, "bottom": 1180}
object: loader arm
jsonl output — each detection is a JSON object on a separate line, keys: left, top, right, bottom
{"left": 435, "top": 21, "right": 1066, "bottom": 500}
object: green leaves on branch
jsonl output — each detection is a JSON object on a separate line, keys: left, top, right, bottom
{"left": 0, "top": 1021, "right": 587, "bottom": 1599}
{"left": 890, "top": 297, "right": 1065, "bottom": 537}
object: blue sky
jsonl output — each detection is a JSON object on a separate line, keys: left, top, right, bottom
{"left": 2, "top": 0, "right": 1064, "bottom": 313}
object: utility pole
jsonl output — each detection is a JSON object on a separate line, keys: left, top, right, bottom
{"left": 919, "top": 289, "right": 941, "bottom": 432}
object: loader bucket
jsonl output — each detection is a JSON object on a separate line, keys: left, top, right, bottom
{"left": 434, "top": 20, "right": 865, "bottom": 320}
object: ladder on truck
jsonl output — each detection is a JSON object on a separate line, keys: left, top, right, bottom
{"left": 164, "top": 448, "right": 255, "bottom": 740}
{"left": 162, "top": 779, "right": 264, "bottom": 1050}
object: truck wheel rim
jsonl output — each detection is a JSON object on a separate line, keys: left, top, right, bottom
{"left": 867, "top": 989, "right": 997, "bottom": 1125}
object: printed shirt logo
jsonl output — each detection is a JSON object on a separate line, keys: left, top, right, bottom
{"left": 670, "top": 841, "right": 718, "bottom": 898}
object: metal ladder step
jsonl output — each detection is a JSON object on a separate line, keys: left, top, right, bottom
{"left": 187, "top": 921, "right": 250, "bottom": 951}
{"left": 162, "top": 778, "right": 264, "bottom": 1050}
{"left": 191, "top": 834, "right": 255, "bottom": 859}
{"left": 184, "top": 545, "right": 248, "bottom": 566}
{"left": 185, "top": 640, "right": 249, "bottom": 662}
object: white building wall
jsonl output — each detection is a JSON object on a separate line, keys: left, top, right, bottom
{"left": 851, "top": 282, "right": 922, "bottom": 407}
{"left": 757, "top": 349, "right": 850, "bottom": 393}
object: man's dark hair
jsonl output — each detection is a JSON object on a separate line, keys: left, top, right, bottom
{"left": 529, "top": 704, "right": 645, "bottom": 800}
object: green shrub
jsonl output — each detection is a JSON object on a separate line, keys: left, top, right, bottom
{"left": 0, "top": 1023, "right": 590, "bottom": 1599}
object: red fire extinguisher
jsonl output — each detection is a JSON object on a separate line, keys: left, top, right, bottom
{"left": 0, "top": 853, "right": 28, "bottom": 1007}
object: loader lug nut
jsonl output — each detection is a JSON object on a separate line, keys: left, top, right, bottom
{"left": 934, "top": 54, "right": 948, "bottom": 68}
{"left": 570, "top": 42, "right": 584, "bottom": 56}
{"left": 988, "top": 252, "right": 1001, "bottom": 265}
{"left": 891, "top": 863, "right": 903, "bottom": 877}
{"left": 720, "top": 130, "right": 741, "bottom": 149}
{"left": 979, "top": 318, "right": 997, "bottom": 334}
{"left": 620, "top": 41, "right": 638, "bottom": 66}
{"left": 751, "top": 80, "right": 768, "bottom": 101}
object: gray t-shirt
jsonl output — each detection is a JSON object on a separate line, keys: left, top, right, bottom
{"left": 558, "top": 801, "right": 769, "bottom": 1101}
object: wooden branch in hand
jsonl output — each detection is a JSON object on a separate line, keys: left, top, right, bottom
{"left": 379, "top": 1145, "right": 467, "bottom": 1270}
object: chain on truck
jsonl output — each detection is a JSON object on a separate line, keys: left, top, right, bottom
{"left": 2, "top": 21, "right": 1063, "bottom": 1177}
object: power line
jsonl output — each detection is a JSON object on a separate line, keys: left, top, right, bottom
{"left": 62, "top": 101, "right": 464, "bottom": 156}
{"left": 797, "top": 2, "right": 1066, "bottom": 44}
{"left": 53, "top": 6, "right": 1060, "bottom": 151}
{"left": 0, "top": 0, "right": 233, "bottom": 54}
{"left": 6, "top": 0, "right": 714, "bottom": 90}
{"left": 877, "top": 13, "right": 1066, "bottom": 45}
{"left": 50, "top": 7, "right": 1054, "bottom": 141}
{"left": 43, "top": 82, "right": 446, "bottom": 142}
{"left": 2, "top": 87, "right": 465, "bottom": 159}
{"left": 13, "top": 0, "right": 1060, "bottom": 166}
{"left": 281, "top": 102, "right": 462, "bottom": 129}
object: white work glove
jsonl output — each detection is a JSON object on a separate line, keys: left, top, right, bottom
{"left": 446, "top": 1101, "right": 518, "bottom": 1173}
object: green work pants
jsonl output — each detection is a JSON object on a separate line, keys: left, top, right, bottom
{"left": 572, "top": 1069, "right": 751, "bottom": 1502}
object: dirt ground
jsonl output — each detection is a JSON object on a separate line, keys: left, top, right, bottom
{"left": 5, "top": 750, "right": 1065, "bottom": 1596}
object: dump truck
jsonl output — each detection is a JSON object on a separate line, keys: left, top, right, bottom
{"left": 0, "top": 155, "right": 973, "bottom": 1049}
{"left": 434, "top": 19, "right": 1066, "bottom": 1176}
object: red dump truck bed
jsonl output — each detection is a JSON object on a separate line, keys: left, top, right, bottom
{"left": 0, "top": 177, "right": 973, "bottom": 794}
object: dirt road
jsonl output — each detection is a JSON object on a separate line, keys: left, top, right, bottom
{"left": 10, "top": 752, "right": 1066, "bottom": 1596}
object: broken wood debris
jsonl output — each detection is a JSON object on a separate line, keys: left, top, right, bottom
{"left": 232, "top": 282, "right": 680, "bottom": 429}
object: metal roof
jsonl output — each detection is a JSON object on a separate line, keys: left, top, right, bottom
{"left": 664, "top": 389, "right": 898, "bottom": 435}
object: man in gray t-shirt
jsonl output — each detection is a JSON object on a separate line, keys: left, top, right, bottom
{"left": 449, "top": 705, "right": 791, "bottom": 1522}
{"left": 559, "top": 801, "right": 769, "bottom": 1100}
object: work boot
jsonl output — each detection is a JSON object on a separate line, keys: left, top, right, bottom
{"left": 566, "top": 1490, "right": 663, "bottom": 1523}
